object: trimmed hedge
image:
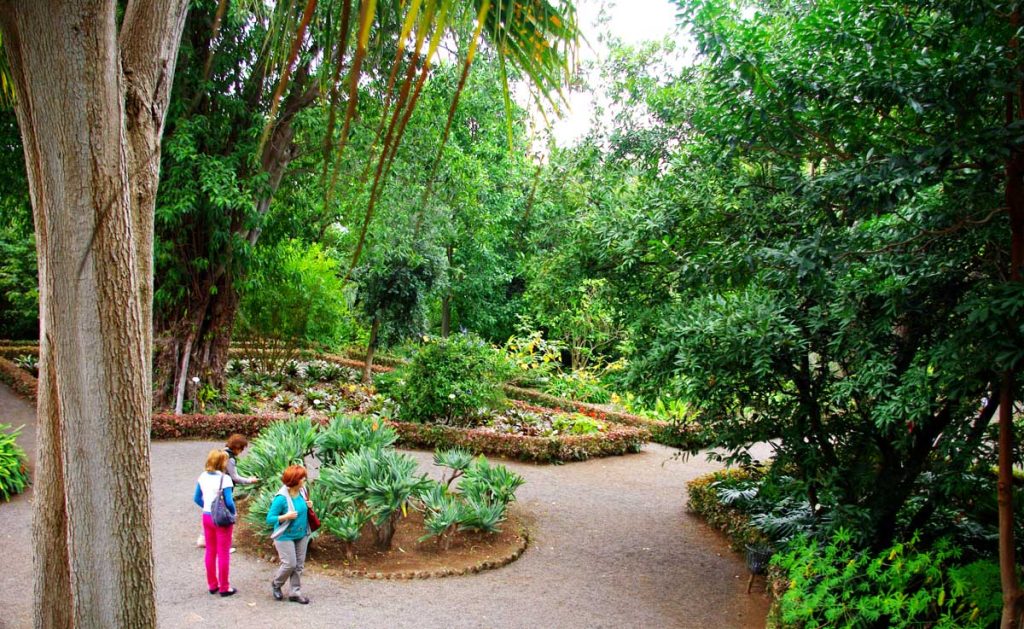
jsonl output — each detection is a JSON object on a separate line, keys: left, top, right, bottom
{"left": 0, "top": 345, "right": 39, "bottom": 360}
{"left": 0, "top": 357, "right": 38, "bottom": 401}
{"left": 390, "top": 420, "right": 648, "bottom": 463}
{"left": 503, "top": 385, "right": 704, "bottom": 450}
{"left": 151, "top": 411, "right": 299, "bottom": 440}
{"left": 340, "top": 348, "right": 409, "bottom": 369}
{"left": 0, "top": 361, "right": 299, "bottom": 442}
{"left": 686, "top": 468, "right": 769, "bottom": 552}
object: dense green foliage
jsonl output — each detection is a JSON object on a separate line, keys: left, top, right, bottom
{"left": 775, "top": 530, "right": 1002, "bottom": 628}
{"left": 0, "top": 423, "right": 29, "bottom": 501}
{"left": 391, "top": 333, "right": 510, "bottom": 425}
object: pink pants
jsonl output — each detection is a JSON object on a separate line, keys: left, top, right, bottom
{"left": 202, "top": 513, "right": 233, "bottom": 592}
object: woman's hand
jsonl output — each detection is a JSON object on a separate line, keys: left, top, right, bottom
{"left": 305, "top": 499, "right": 313, "bottom": 509}
{"left": 279, "top": 510, "right": 298, "bottom": 522}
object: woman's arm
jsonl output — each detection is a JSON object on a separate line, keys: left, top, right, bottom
{"left": 193, "top": 483, "right": 203, "bottom": 508}
{"left": 225, "top": 457, "right": 248, "bottom": 485}
{"left": 266, "top": 495, "right": 286, "bottom": 527}
{"left": 223, "top": 487, "right": 236, "bottom": 514}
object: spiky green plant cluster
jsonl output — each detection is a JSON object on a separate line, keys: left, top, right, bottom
{"left": 316, "top": 415, "right": 397, "bottom": 467}
{"left": 235, "top": 417, "right": 318, "bottom": 493}
{"left": 419, "top": 451, "right": 525, "bottom": 540}
{"left": 236, "top": 416, "right": 524, "bottom": 553}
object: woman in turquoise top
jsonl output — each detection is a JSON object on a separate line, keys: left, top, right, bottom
{"left": 266, "top": 464, "right": 312, "bottom": 604}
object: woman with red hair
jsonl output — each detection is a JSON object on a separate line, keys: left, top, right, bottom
{"left": 266, "top": 465, "right": 313, "bottom": 604}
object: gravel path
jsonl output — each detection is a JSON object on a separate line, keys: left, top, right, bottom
{"left": 0, "top": 383, "right": 769, "bottom": 628}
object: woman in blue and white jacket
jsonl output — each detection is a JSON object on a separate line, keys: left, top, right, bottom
{"left": 193, "top": 449, "right": 237, "bottom": 597}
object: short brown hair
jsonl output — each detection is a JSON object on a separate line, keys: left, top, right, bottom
{"left": 226, "top": 434, "right": 249, "bottom": 452}
{"left": 281, "top": 465, "right": 307, "bottom": 488}
{"left": 205, "top": 449, "right": 229, "bottom": 473}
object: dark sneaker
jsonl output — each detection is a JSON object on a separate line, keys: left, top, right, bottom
{"left": 219, "top": 588, "right": 238, "bottom": 597}
{"left": 288, "top": 594, "right": 310, "bottom": 605}
{"left": 272, "top": 584, "right": 283, "bottom": 601}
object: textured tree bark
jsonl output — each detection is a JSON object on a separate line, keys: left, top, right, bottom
{"left": 0, "top": 0, "right": 188, "bottom": 626}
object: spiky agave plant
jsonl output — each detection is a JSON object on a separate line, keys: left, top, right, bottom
{"left": 316, "top": 414, "right": 398, "bottom": 467}
{"left": 323, "top": 510, "right": 370, "bottom": 559}
{"left": 458, "top": 456, "right": 525, "bottom": 506}
{"left": 433, "top": 447, "right": 475, "bottom": 488}
{"left": 418, "top": 482, "right": 465, "bottom": 546}
{"left": 319, "top": 447, "right": 432, "bottom": 549}
{"left": 456, "top": 495, "right": 508, "bottom": 534}
{"left": 236, "top": 418, "right": 318, "bottom": 489}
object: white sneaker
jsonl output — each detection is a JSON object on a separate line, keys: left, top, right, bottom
{"left": 230, "top": 547, "right": 236, "bottom": 553}
{"left": 196, "top": 534, "right": 206, "bottom": 548}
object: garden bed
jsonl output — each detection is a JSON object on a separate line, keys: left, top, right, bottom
{"left": 234, "top": 502, "right": 530, "bottom": 579}
{"left": 391, "top": 418, "right": 648, "bottom": 463}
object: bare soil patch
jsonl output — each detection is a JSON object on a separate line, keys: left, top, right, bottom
{"left": 234, "top": 503, "right": 530, "bottom": 579}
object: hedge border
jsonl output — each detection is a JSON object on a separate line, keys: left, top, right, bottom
{"left": 502, "top": 385, "right": 705, "bottom": 450}
{"left": 0, "top": 345, "right": 38, "bottom": 360}
{"left": 389, "top": 419, "right": 648, "bottom": 463}
{"left": 687, "top": 469, "right": 786, "bottom": 604}
{"left": 0, "top": 357, "right": 38, "bottom": 401}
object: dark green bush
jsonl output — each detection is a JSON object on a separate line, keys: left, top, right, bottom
{"left": 393, "top": 333, "right": 511, "bottom": 426}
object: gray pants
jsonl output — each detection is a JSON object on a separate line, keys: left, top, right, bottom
{"left": 272, "top": 535, "right": 310, "bottom": 596}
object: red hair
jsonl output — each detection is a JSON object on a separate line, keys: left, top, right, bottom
{"left": 281, "top": 465, "right": 307, "bottom": 488}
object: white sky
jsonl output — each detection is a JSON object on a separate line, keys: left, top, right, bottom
{"left": 547, "top": 0, "right": 684, "bottom": 147}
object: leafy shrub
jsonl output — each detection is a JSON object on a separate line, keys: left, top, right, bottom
{"left": 393, "top": 333, "right": 510, "bottom": 426}
{"left": 501, "top": 323, "right": 563, "bottom": 387}
{"left": 551, "top": 413, "right": 605, "bottom": 435}
{"left": 543, "top": 369, "right": 612, "bottom": 404}
{"left": 0, "top": 423, "right": 29, "bottom": 501}
{"left": 238, "top": 240, "right": 361, "bottom": 350}
{"left": 775, "top": 530, "right": 1001, "bottom": 628}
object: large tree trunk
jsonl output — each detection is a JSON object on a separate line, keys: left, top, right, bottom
{"left": 0, "top": 0, "right": 188, "bottom": 626}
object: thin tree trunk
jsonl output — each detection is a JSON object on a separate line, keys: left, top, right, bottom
{"left": 362, "top": 317, "right": 380, "bottom": 384}
{"left": 0, "top": 1, "right": 188, "bottom": 627}
{"left": 1000, "top": 12, "right": 1024, "bottom": 621}
{"left": 441, "top": 244, "right": 453, "bottom": 337}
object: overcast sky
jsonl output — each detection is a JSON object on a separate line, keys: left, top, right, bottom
{"left": 548, "top": 0, "right": 684, "bottom": 147}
